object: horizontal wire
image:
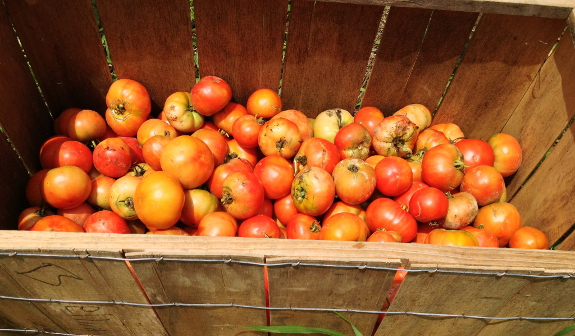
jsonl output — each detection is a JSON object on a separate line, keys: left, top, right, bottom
{"left": 0, "top": 329, "right": 100, "bottom": 336}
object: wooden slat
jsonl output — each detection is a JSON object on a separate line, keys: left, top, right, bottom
{"left": 503, "top": 32, "right": 575, "bottom": 198}
{"left": 475, "top": 269, "right": 575, "bottom": 336}
{"left": 510, "top": 122, "right": 575, "bottom": 247}
{"left": 374, "top": 264, "right": 543, "bottom": 336}
{"left": 267, "top": 257, "right": 400, "bottom": 336}
{"left": 126, "top": 252, "right": 267, "bottom": 336}
{"left": 313, "top": 0, "right": 575, "bottom": 19}
{"left": 194, "top": 0, "right": 288, "bottom": 106}
{"left": 96, "top": 0, "right": 196, "bottom": 113}
{"left": 0, "top": 5, "right": 52, "bottom": 172}
{"left": 0, "top": 248, "right": 164, "bottom": 335}
{"left": 0, "top": 135, "right": 30, "bottom": 230}
{"left": 281, "top": 0, "right": 383, "bottom": 117}
{"left": 432, "top": 14, "right": 566, "bottom": 140}
{"left": 5, "top": 0, "right": 112, "bottom": 115}
{"left": 362, "top": 8, "right": 478, "bottom": 115}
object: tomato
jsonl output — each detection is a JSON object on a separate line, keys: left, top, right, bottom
{"left": 365, "top": 198, "right": 417, "bottom": 243}
{"left": 232, "top": 115, "right": 263, "bottom": 149}
{"left": 271, "top": 109, "right": 314, "bottom": 141}
{"left": 320, "top": 212, "right": 367, "bottom": 241}
{"left": 53, "top": 140, "right": 93, "bottom": 173}
{"left": 487, "top": 133, "right": 522, "bottom": 177}
{"left": 238, "top": 215, "right": 281, "bottom": 238}
{"left": 99, "top": 125, "right": 119, "bottom": 141}
{"left": 293, "top": 138, "right": 340, "bottom": 175}
{"left": 134, "top": 171, "right": 185, "bottom": 230}
{"left": 57, "top": 202, "right": 95, "bottom": 227}
{"left": 67, "top": 109, "right": 107, "bottom": 142}
{"left": 473, "top": 202, "right": 522, "bottom": 247}
{"left": 365, "top": 155, "right": 384, "bottom": 169}
{"left": 213, "top": 102, "right": 248, "bottom": 135}
{"left": 147, "top": 226, "right": 190, "bottom": 235}
{"left": 461, "top": 226, "right": 499, "bottom": 248}
{"left": 39, "top": 136, "right": 71, "bottom": 169}
{"left": 429, "top": 123, "right": 464, "bottom": 143}
{"left": 26, "top": 169, "right": 49, "bottom": 207}
{"left": 221, "top": 171, "right": 265, "bottom": 219}
{"left": 246, "top": 88, "right": 282, "bottom": 118}
{"left": 372, "top": 115, "right": 418, "bottom": 157}
{"left": 424, "top": 229, "right": 479, "bottom": 246}
{"left": 439, "top": 192, "right": 478, "bottom": 230}
{"left": 30, "top": 215, "right": 85, "bottom": 232}
{"left": 334, "top": 123, "right": 371, "bottom": 160}
{"left": 180, "top": 189, "right": 222, "bottom": 227}
{"left": 367, "top": 229, "right": 400, "bottom": 243}
{"left": 415, "top": 129, "right": 449, "bottom": 153}
{"left": 18, "top": 207, "right": 55, "bottom": 230}
{"left": 455, "top": 138, "right": 495, "bottom": 172}
{"left": 286, "top": 213, "right": 321, "bottom": 240}
{"left": 163, "top": 91, "right": 205, "bottom": 133}
{"left": 108, "top": 175, "right": 141, "bottom": 220}
{"left": 291, "top": 166, "right": 335, "bottom": 217}
{"left": 196, "top": 211, "right": 238, "bottom": 237}
{"left": 136, "top": 119, "right": 178, "bottom": 145}
{"left": 274, "top": 193, "right": 300, "bottom": 226}
{"left": 160, "top": 135, "right": 215, "bottom": 189}
{"left": 253, "top": 155, "right": 294, "bottom": 199}
{"left": 354, "top": 106, "right": 384, "bottom": 136}
{"left": 375, "top": 156, "right": 413, "bottom": 196}
{"left": 393, "top": 104, "right": 432, "bottom": 131}
{"left": 118, "top": 136, "right": 145, "bottom": 165}
{"left": 105, "top": 79, "right": 151, "bottom": 136}
{"left": 192, "top": 128, "right": 230, "bottom": 167}
{"left": 460, "top": 165, "right": 505, "bottom": 206}
{"left": 421, "top": 144, "right": 465, "bottom": 191}
{"left": 409, "top": 187, "right": 449, "bottom": 222}
{"left": 87, "top": 176, "right": 115, "bottom": 210}
{"left": 258, "top": 118, "right": 302, "bottom": 159}
{"left": 54, "top": 108, "right": 82, "bottom": 136}
{"left": 142, "top": 135, "right": 172, "bottom": 171}
{"left": 42, "top": 166, "right": 92, "bottom": 209}
{"left": 83, "top": 210, "right": 130, "bottom": 234}
{"left": 508, "top": 227, "right": 549, "bottom": 249}
{"left": 191, "top": 76, "right": 232, "bottom": 116}
{"left": 93, "top": 138, "right": 132, "bottom": 178}
{"left": 227, "top": 138, "right": 259, "bottom": 168}
{"left": 406, "top": 154, "right": 423, "bottom": 182}
{"left": 393, "top": 181, "right": 428, "bottom": 210}
{"left": 207, "top": 158, "right": 253, "bottom": 199}
{"left": 314, "top": 109, "right": 354, "bottom": 143}
{"left": 323, "top": 201, "right": 366, "bottom": 221}
{"left": 256, "top": 198, "right": 274, "bottom": 218}
{"left": 332, "top": 159, "right": 376, "bottom": 205}
{"left": 415, "top": 222, "right": 438, "bottom": 244}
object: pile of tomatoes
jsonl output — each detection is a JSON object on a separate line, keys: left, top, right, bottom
{"left": 19, "top": 76, "right": 549, "bottom": 250}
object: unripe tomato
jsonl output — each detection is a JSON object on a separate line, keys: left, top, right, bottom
{"left": 163, "top": 91, "right": 205, "bottom": 133}
{"left": 109, "top": 175, "right": 141, "bottom": 220}
{"left": 393, "top": 104, "right": 432, "bottom": 131}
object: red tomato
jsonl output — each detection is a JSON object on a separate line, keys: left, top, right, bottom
{"left": 57, "top": 202, "right": 95, "bottom": 227}
{"left": 99, "top": 125, "right": 119, "bottom": 141}
{"left": 160, "top": 135, "right": 215, "bottom": 189}
{"left": 238, "top": 215, "right": 281, "bottom": 238}
{"left": 142, "top": 135, "right": 172, "bottom": 171}
{"left": 274, "top": 193, "right": 300, "bottom": 226}
{"left": 67, "top": 109, "right": 107, "bottom": 142}
{"left": 286, "top": 213, "right": 321, "bottom": 240}
{"left": 393, "top": 104, "right": 432, "bottom": 131}
{"left": 53, "top": 140, "right": 93, "bottom": 173}
{"left": 332, "top": 159, "right": 376, "bottom": 205}
{"left": 367, "top": 229, "right": 400, "bottom": 243}
{"left": 258, "top": 118, "right": 302, "bottom": 159}
{"left": 108, "top": 175, "right": 141, "bottom": 220}
{"left": 354, "top": 106, "right": 384, "bottom": 136}
{"left": 84, "top": 210, "right": 130, "bottom": 234}
{"left": 455, "top": 138, "right": 495, "bottom": 172}
{"left": 291, "top": 166, "right": 335, "bottom": 217}
{"left": 509, "top": 226, "right": 549, "bottom": 249}
{"left": 93, "top": 138, "right": 132, "bottom": 178}
{"left": 221, "top": 171, "right": 265, "bottom": 219}
{"left": 439, "top": 192, "right": 478, "bottom": 230}
{"left": 406, "top": 154, "right": 423, "bottom": 182}
{"left": 191, "top": 76, "right": 232, "bottom": 116}
{"left": 213, "top": 102, "right": 248, "bottom": 135}
{"left": 247, "top": 88, "right": 282, "bottom": 119}
{"left": 180, "top": 189, "right": 221, "bottom": 227}
{"left": 30, "top": 215, "right": 85, "bottom": 232}
{"left": 137, "top": 119, "right": 178, "bottom": 145}
{"left": 196, "top": 211, "right": 238, "bottom": 237}
{"left": 461, "top": 226, "right": 499, "bottom": 248}
{"left": 54, "top": 108, "right": 82, "bottom": 136}
{"left": 334, "top": 123, "right": 371, "bottom": 160}
{"left": 207, "top": 158, "right": 253, "bottom": 199}
{"left": 227, "top": 138, "right": 259, "bottom": 168}
{"left": 134, "top": 171, "right": 185, "bottom": 230}
{"left": 105, "top": 79, "right": 151, "bottom": 136}
{"left": 253, "top": 155, "right": 294, "bottom": 199}
{"left": 271, "top": 110, "right": 314, "bottom": 141}
{"left": 393, "top": 181, "right": 429, "bottom": 210}
{"left": 365, "top": 198, "right": 417, "bottom": 243}
{"left": 42, "top": 166, "right": 92, "bottom": 209}
{"left": 163, "top": 91, "right": 205, "bottom": 133}
{"left": 429, "top": 123, "right": 464, "bottom": 143}
{"left": 473, "top": 202, "right": 522, "bottom": 247}
{"left": 18, "top": 207, "right": 55, "bottom": 230}
{"left": 424, "top": 229, "right": 479, "bottom": 246}
{"left": 408, "top": 187, "right": 449, "bottom": 222}
{"left": 87, "top": 176, "right": 115, "bottom": 210}
{"left": 460, "top": 165, "right": 505, "bottom": 206}
{"left": 256, "top": 198, "right": 274, "bottom": 218}
{"left": 26, "top": 169, "right": 50, "bottom": 207}
{"left": 119, "top": 136, "right": 145, "bottom": 165}
{"left": 293, "top": 137, "right": 340, "bottom": 175}
{"left": 375, "top": 156, "right": 413, "bottom": 196}
{"left": 421, "top": 144, "right": 465, "bottom": 191}
{"left": 39, "top": 136, "right": 71, "bottom": 169}
{"left": 372, "top": 115, "right": 418, "bottom": 157}
{"left": 232, "top": 115, "right": 263, "bottom": 149}
{"left": 487, "top": 133, "right": 522, "bottom": 177}
{"left": 415, "top": 129, "right": 449, "bottom": 153}
{"left": 320, "top": 212, "right": 367, "bottom": 241}
{"left": 191, "top": 128, "right": 230, "bottom": 167}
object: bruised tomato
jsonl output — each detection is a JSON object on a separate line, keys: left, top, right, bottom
{"left": 291, "top": 166, "right": 335, "bottom": 217}
{"left": 334, "top": 123, "right": 371, "bottom": 160}
{"left": 332, "top": 159, "right": 376, "bottom": 205}
{"left": 163, "top": 91, "right": 205, "bottom": 133}
{"left": 367, "top": 229, "right": 400, "bottom": 243}
{"left": 258, "top": 118, "right": 302, "bottom": 159}
{"left": 207, "top": 158, "right": 253, "bottom": 199}
{"left": 108, "top": 175, "right": 141, "bottom": 220}
{"left": 227, "top": 138, "right": 259, "bottom": 168}
{"left": 393, "top": 104, "right": 432, "bottom": 131}
{"left": 293, "top": 138, "right": 340, "bottom": 175}
{"left": 429, "top": 123, "right": 464, "bottom": 143}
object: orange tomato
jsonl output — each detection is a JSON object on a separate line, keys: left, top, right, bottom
{"left": 508, "top": 226, "right": 548, "bottom": 249}
{"left": 246, "top": 88, "right": 282, "bottom": 118}
{"left": 473, "top": 202, "right": 522, "bottom": 247}
{"left": 424, "top": 229, "right": 479, "bottom": 247}
{"left": 134, "top": 171, "right": 185, "bottom": 230}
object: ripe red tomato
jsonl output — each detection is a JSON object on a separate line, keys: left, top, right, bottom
{"left": 180, "top": 189, "right": 221, "bottom": 227}
{"left": 461, "top": 226, "right": 499, "bottom": 248}
{"left": 54, "top": 108, "right": 82, "bottom": 136}
{"left": 134, "top": 171, "right": 185, "bottom": 230}
{"left": 163, "top": 91, "right": 205, "bottom": 133}
{"left": 291, "top": 166, "right": 335, "bottom": 217}
{"left": 372, "top": 115, "right": 418, "bottom": 157}
{"left": 227, "top": 138, "right": 259, "bottom": 168}
{"left": 256, "top": 198, "right": 274, "bottom": 218}
{"left": 238, "top": 215, "right": 281, "bottom": 238}
{"left": 221, "top": 171, "right": 265, "bottom": 219}
{"left": 105, "top": 79, "right": 151, "bottom": 136}
{"left": 365, "top": 198, "right": 417, "bottom": 243}
{"left": 487, "top": 133, "right": 522, "bottom": 177}
{"left": 39, "top": 135, "right": 71, "bottom": 169}
{"left": 258, "top": 118, "right": 302, "bottom": 159}
{"left": 53, "top": 140, "right": 93, "bottom": 173}
{"left": 142, "top": 135, "right": 172, "bottom": 171}
{"left": 320, "top": 212, "right": 367, "bottom": 241}
{"left": 191, "top": 76, "right": 232, "bottom": 116}
{"left": 421, "top": 143, "right": 465, "bottom": 191}
{"left": 424, "top": 229, "right": 479, "bottom": 246}
{"left": 67, "top": 109, "right": 107, "bottom": 142}
{"left": 57, "top": 202, "right": 95, "bottom": 227}
{"left": 473, "top": 202, "right": 522, "bottom": 247}
{"left": 429, "top": 123, "right": 464, "bottom": 142}
{"left": 274, "top": 193, "right": 299, "bottom": 226}
{"left": 293, "top": 137, "right": 340, "bottom": 175}
{"left": 160, "top": 135, "right": 215, "bottom": 189}
{"left": 253, "top": 155, "right": 294, "bottom": 199}
{"left": 408, "top": 187, "right": 449, "bottom": 222}
{"left": 18, "top": 207, "right": 55, "bottom": 230}
{"left": 30, "top": 215, "right": 85, "bottom": 232}
{"left": 108, "top": 175, "right": 141, "bottom": 220}
{"left": 393, "top": 104, "right": 432, "bottom": 131}
{"left": 84, "top": 210, "right": 131, "bottom": 234}
{"left": 393, "top": 181, "right": 429, "bottom": 210}
{"left": 439, "top": 192, "right": 478, "bottom": 230}
{"left": 232, "top": 115, "right": 263, "bottom": 149}
{"left": 375, "top": 156, "right": 413, "bottom": 196}
{"left": 271, "top": 110, "right": 314, "bottom": 141}
{"left": 455, "top": 138, "right": 495, "bottom": 172}
{"left": 119, "top": 136, "right": 145, "bottom": 165}
{"left": 213, "top": 102, "right": 248, "bottom": 135}
{"left": 334, "top": 123, "right": 371, "bottom": 160}
{"left": 247, "top": 88, "right": 282, "bottom": 118}
{"left": 26, "top": 169, "right": 50, "bottom": 207}
{"left": 286, "top": 213, "right": 321, "bottom": 240}
{"left": 93, "top": 138, "right": 132, "bottom": 178}
{"left": 354, "top": 106, "right": 384, "bottom": 136}
{"left": 332, "top": 159, "right": 376, "bottom": 205}
{"left": 406, "top": 154, "right": 423, "bottom": 182}
{"left": 136, "top": 119, "right": 178, "bottom": 145}
{"left": 42, "top": 166, "right": 92, "bottom": 209}
{"left": 196, "top": 211, "right": 238, "bottom": 237}
{"left": 508, "top": 226, "right": 549, "bottom": 249}
{"left": 415, "top": 129, "right": 449, "bottom": 153}
{"left": 460, "top": 165, "right": 505, "bottom": 206}
{"left": 207, "top": 157, "right": 253, "bottom": 199}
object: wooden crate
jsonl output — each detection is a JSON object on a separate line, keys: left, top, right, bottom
{"left": 1, "top": 0, "right": 575, "bottom": 335}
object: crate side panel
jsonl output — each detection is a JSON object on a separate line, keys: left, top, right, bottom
{"left": 0, "top": 5, "right": 52, "bottom": 172}
{"left": 268, "top": 257, "right": 400, "bottom": 336}
{"left": 128, "top": 254, "right": 266, "bottom": 336}
{"left": 510, "top": 123, "right": 575, "bottom": 247}
{"left": 432, "top": 14, "right": 566, "bottom": 140}
{"left": 0, "top": 249, "right": 156, "bottom": 335}
{"left": 96, "top": 0, "right": 197, "bottom": 114}
{"left": 475, "top": 270, "right": 575, "bottom": 336}
{"left": 194, "top": 0, "right": 288, "bottom": 106}
{"left": 503, "top": 33, "right": 575, "bottom": 197}
{"left": 557, "top": 230, "right": 575, "bottom": 250}
{"left": 362, "top": 9, "right": 478, "bottom": 115}
{"left": 374, "top": 264, "right": 541, "bottom": 336}
{"left": 281, "top": 1, "right": 384, "bottom": 117}
{"left": 0, "top": 136, "right": 31, "bottom": 230}
{"left": 5, "top": 0, "right": 112, "bottom": 115}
